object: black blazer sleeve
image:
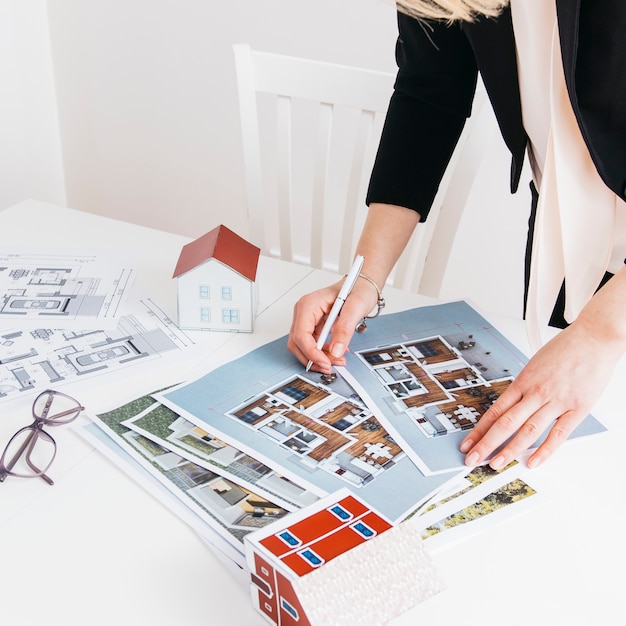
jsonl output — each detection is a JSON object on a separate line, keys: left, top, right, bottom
{"left": 366, "top": 12, "right": 479, "bottom": 221}
{"left": 558, "top": 0, "right": 626, "bottom": 202}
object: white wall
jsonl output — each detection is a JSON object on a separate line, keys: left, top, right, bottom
{"left": 23, "top": 0, "right": 529, "bottom": 319}
{"left": 45, "top": 0, "right": 399, "bottom": 240}
{"left": 0, "top": 0, "right": 66, "bottom": 210}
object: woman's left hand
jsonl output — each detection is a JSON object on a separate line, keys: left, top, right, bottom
{"left": 460, "top": 306, "right": 624, "bottom": 469}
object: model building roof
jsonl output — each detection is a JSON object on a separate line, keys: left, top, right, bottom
{"left": 172, "top": 224, "right": 260, "bottom": 282}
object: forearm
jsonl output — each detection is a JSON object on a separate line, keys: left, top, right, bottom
{"left": 575, "top": 264, "right": 626, "bottom": 361}
{"left": 354, "top": 203, "right": 421, "bottom": 289}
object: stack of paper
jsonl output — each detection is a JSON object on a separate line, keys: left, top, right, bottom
{"left": 75, "top": 300, "right": 607, "bottom": 576}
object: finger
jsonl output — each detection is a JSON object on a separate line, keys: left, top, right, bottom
{"left": 483, "top": 402, "right": 562, "bottom": 469}
{"left": 288, "top": 298, "right": 334, "bottom": 372}
{"left": 463, "top": 395, "right": 551, "bottom": 468}
{"left": 459, "top": 385, "right": 523, "bottom": 452}
{"left": 326, "top": 288, "right": 377, "bottom": 361}
{"left": 526, "top": 409, "right": 585, "bottom": 468}
{"left": 326, "top": 311, "right": 359, "bottom": 362}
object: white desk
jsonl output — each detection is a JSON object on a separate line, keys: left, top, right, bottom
{"left": 2, "top": 200, "right": 625, "bottom": 626}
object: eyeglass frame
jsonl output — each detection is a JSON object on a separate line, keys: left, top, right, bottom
{"left": 0, "top": 389, "right": 84, "bottom": 486}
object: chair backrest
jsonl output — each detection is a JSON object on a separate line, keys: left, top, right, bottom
{"left": 233, "top": 43, "right": 495, "bottom": 296}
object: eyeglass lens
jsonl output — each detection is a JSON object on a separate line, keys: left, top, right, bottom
{"left": 1, "top": 427, "right": 56, "bottom": 480}
{"left": 32, "top": 390, "right": 83, "bottom": 425}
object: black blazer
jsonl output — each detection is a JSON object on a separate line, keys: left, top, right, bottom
{"left": 367, "top": 1, "right": 626, "bottom": 220}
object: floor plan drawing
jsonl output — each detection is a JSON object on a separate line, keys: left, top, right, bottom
{"left": 340, "top": 300, "right": 607, "bottom": 475}
{"left": 0, "top": 297, "right": 197, "bottom": 403}
{"left": 226, "top": 373, "right": 405, "bottom": 488}
{"left": 156, "top": 331, "right": 467, "bottom": 523}
{"left": 356, "top": 334, "right": 513, "bottom": 439}
{"left": 0, "top": 248, "right": 136, "bottom": 328}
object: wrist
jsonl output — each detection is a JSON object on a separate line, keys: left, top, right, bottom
{"left": 358, "top": 272, "right": 385, "bottom": 314}
{"left": 576, "top": 271, "right": 626, "bottom": 359}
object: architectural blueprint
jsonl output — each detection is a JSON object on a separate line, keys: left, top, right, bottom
{"left": 0, "top": 248, "right": 137, "bottom": 328}
{"left": 155, "top": 321, "right": 475, "bottom": 522}
{"left": 156, "top": 300, "right": 606, "bottom": 520}
{"left": 0, "top": 296, "right": 198, "bottom": 403}
{"left": 76, "top": 300, "right": 562, "bottom": 567}
{"left": 158, "top": 356, "right": 458, "bottom": 522}
{"left": 338, "top": 301, "right": 607, "bottom": 474}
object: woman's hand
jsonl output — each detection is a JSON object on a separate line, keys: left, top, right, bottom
{"left": 288, "top": 278, "right": 379, "bottom": 374}
{"left": 461, "top": 267, "right": 626, "bottom": 469}
{"left": 288, "top": 202, "right": 421, "bottom": 374}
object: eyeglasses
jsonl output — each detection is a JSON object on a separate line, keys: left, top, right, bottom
{"left": 0, "top": 390, "right": 84, "bottom": 486}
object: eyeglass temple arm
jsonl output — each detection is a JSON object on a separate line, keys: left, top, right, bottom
{"left": 25, "top": 431, "right": 55, "bottom": 485}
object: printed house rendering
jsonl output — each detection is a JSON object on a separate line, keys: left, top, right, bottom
{"left": 227, "top": 374, "right": 405, "bottom": 488}
{"left": 356, "top": 335, "right": 514, "bottom": 439}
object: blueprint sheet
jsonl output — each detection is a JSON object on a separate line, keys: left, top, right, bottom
{"left": 0, "top": 248, "right": 137, "bottom": 328}
{"left": 157, "top": 301, "right": 606, "bottom": 522}
{"left": 0, "top": 296, "right": 199, "bottom": 403}
{"left": 338, "top": 300, "right": 606, "bottom": 474}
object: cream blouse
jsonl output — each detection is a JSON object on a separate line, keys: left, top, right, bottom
{"left": 510, "top": 0, "right": 626, "bottom": 347}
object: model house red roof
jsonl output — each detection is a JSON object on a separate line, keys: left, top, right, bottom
{"left": 172, "top": 224, "right": 260, "bottom": 282}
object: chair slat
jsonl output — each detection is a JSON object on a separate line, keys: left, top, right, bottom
{"left": 276, "top": 95, "right": 293, "bottom": 263}
{"left": 310, "top": 102, "right": 333, "bottom": 270}
{"left": 234, "top": 43, "right": 494, "bottom": 299}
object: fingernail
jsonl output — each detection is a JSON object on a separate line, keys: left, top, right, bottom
{"left": 490, "top": 455, "right": 505, "bottom": 470}
{"left": 459, "top": 438, "right": 473, "bottom": 453}
{"left": 330, "top": 343, "right": 345, "bottom": 358}
{"left": 527, "top": 455, "right": 541, "bottom": 469}
{"left": 465, "top": 451, "right": 479, "bottom": 466}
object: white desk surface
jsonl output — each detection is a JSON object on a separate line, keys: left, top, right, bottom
{"left": 2, "top": 200, "right": 625, "bottom": 626}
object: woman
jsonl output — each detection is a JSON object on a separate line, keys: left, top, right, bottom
{"left": 288, "top": 0, "right": 626, "bottom": 470}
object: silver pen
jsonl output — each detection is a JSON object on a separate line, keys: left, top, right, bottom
{"left": 305, "top": 255, "right": 365, "bottom": 372}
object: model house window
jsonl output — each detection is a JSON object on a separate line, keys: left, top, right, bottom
{"left": 199, "top": 285, "right": 209, "bottom": 299}
{"left": 200, "top": 307, "right": 210, "bottom": 322}
{"left": 280, "top": 598, "right": 299, "bottom": 621}
{"left": 221, "top": 285, "right": 232, "bottom": 300}
{"left": 328, "top": 503, "right": 352, "bottom": 521}
{"left": 277, "top": 530, "right": 301, "bottom": 548}
{"left": 298, "top": 548, "right": 324, "bottom": 567}
{"left": 350, "top": 520, "right": 376, "bottom": 539}
{"left": 222, "top": 308, "right": 239, "bottom": 324}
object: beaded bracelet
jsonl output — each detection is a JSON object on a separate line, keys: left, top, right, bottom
{"left": 355, "top": 273, "right": 385, "bottom": 333}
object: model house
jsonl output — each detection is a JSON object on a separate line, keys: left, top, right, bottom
{"left": 172, "top": 224, "right": 260, "bottom": 332}
{"left": 244, "top": 489, "right": 444, "bottom": 625}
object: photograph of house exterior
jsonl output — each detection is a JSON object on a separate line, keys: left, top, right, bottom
{"left": 173, "top": 224, "right": 260, "bottom": 332}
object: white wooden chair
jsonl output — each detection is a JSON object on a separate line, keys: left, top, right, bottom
{"left": 233, "top": 43, "right": 495, "bottom": 296}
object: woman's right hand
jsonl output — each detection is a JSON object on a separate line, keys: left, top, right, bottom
{"left": 288, "top": 277, "right": 379, "bottom": 375}
{"left": 288, "top": 202, "right": 420, "bottom": 373}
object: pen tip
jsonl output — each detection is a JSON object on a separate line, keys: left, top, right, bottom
{"left": 305, "top": 360, "right": 313, "bottom": 372}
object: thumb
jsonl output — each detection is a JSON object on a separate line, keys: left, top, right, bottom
{"left": 326, "top": 303, "right": 364, "bottom": 360}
